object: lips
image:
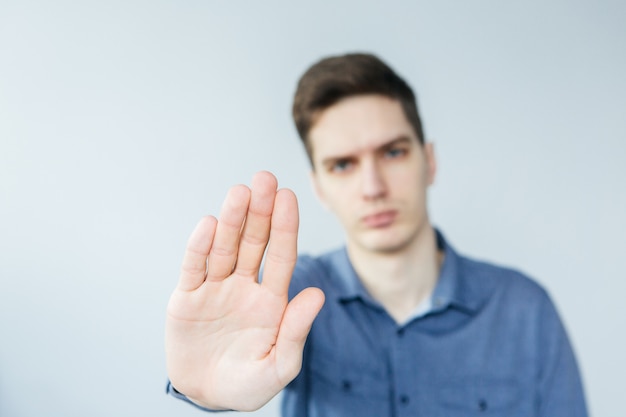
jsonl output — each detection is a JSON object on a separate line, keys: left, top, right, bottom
{"left": 361, "top": 210, "right": 397, "bottom": 228}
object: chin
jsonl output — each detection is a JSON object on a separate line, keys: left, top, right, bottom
{"left": 357, "top": 235, "right": 413, "bottom": 254}
{"left": 354, "top": 225, "right": 421, "bottom": 254}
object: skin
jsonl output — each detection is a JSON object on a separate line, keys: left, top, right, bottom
{"left": 165, "top": 94, "right": 440, "bottom": 410}
{"left": 308, "top": 94, "right": 440, "bottom": 322}
{"left": 309, "top": 94, "right": 436, "bottom": 254}
{"left": 165, "top": 173, "right": 324, "bottom": 411}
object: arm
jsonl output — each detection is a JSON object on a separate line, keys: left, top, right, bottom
{"left": 165, "top": 171, "right": 325, "bottom": 411}
{"left": 536, "top": 291, "right": 588, "bottom": 417}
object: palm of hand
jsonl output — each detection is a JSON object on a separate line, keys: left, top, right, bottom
{"left": 165, "top": 172, "right": 324, "bottom": 411}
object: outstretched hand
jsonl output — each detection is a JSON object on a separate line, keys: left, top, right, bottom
{"left": 165, "top": 171, "right": 325, "bottom": 411}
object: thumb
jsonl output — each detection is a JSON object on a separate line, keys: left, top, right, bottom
{"left": 273, "top": 287, "right": 325, "bottom": 383}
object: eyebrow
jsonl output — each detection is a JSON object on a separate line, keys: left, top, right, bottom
{"left": 378, "top": 136, "right": 412, "bottom": 151}
{"left": 320, "top": 135, "right": 413, "bottom": 168}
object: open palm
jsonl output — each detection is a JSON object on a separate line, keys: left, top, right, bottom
{"left": 165, "top": 171, "right": 325, "bottom": 411}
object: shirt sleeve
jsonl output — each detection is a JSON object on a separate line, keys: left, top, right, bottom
{"left": 165, "top": 380, "right": 232, "bottom": 413}
{"left": 535, "top": 292, "right": 588, "bottom": 417}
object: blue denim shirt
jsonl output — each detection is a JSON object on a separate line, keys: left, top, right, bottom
{"left": 168, "top": 231, "right": 587, "bottom": 416}
{"left": 282, "top": 231, "right": 587, "bottom": 417}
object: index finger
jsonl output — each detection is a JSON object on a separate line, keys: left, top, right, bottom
{"left": 178, "top": 216, "right": 218, "bottom": 291}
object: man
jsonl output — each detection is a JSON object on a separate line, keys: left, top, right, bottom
{"left": 165, "top": 53, "right": 588, "bottom": 416}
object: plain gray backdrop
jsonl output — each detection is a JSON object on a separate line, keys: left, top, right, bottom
{"left": 1, "top": 1, "right": 624, "bottom": 416}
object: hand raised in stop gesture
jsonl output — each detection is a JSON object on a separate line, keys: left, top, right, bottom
{"left": 165, "top": 171, "right": 325, "bottom": 411}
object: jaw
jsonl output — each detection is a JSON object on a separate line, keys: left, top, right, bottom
{"left": 346, "top": 217, "right": 430, "bottom": 256}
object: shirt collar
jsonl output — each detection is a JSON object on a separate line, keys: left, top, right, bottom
{"left": 431, "top": 229, "right": 483, "bottom": 314}
{"left": 327, "top": 228, "right": 483, "bottom": 315}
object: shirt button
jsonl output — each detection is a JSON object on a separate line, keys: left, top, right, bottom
{"left": 399, "top": 395, "right": 410, "bottom": 405}
{"left": 397, "top": 328, "right": 405, "bottom": 337}
{"left": 341, "top": 380, "right": 352, "bottom": 392}
{"left": 478, "top": 399, "right": 488, "bottom": 411}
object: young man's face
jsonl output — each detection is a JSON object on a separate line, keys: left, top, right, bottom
{"left": 308, "top": 94, "right": 436, "bottom": 254}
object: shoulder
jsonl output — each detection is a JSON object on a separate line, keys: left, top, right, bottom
{"left": 437, "top": 230, "right": 552, "bottom": 310}
{"left": 462, "top": 254, "right": 547, "bottom": 293}
{"left": 289, "top": 248, "right": 345, "bottom": 297}
{"left": 293, "top": 250, "right": 336, "bottom": 279}
{"left": 456, "top": 252, "right": 555, "bottom": 315}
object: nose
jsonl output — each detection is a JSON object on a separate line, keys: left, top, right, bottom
{"left": 361, "top": 159, "right": 387, "bottom": 200}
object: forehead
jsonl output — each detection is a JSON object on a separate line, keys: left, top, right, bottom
{"left": 308, "top": 94, "right": 416, "bottom": 160}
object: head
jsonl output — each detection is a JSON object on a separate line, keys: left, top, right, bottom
{"left": 292, "top": 53, "right": 436, "bottom": 255}
{"left": 292, "top": 53, "right": 425, "bottom": 165}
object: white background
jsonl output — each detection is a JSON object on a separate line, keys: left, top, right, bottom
{"left": 1, "top": 1, "right": 624, "bottom": 416}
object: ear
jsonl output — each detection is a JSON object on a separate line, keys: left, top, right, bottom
{"left": 309, "top": 170, "right": 331, "bottom": 211}
{"left": 424, "top": 142, "right": 437, "bottom": 185}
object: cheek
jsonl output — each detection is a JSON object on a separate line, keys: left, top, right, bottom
{"left": 317, "top": 182, "right": 350, "bottom": 212}
{"left": 389, "top": 163, "right": 424, "bottom": 188}
{"left": 328, "top": 193, "right": 353, "bottom": 216}
{"left": 327, "top": 192, "right": 360, "bottom": 223}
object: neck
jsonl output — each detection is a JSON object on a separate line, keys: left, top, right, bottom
{"left": 346, "top": 225, "right": 442, "bottom": 324}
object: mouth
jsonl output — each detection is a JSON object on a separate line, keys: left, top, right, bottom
{"left": 361, "top": 210, "right": 397, "bottom": 228}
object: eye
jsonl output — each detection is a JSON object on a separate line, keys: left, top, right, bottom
{"left": 384, "top": 147, "right": 408, "bottom": 159}
{"left": 330, "top": 159, "right": 354, "bottom": 173}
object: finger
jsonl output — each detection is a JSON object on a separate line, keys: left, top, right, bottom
{"left": 234, "top": 171, "right": 278, "bottom": 277}
{"left": 274, "top": 287, "right": 325, "bottom": 382}
{"left": 260, "top": 188, "right": 299, "bottom": 296}
{"left": 206, "top": 185, "right": 251, "bottom": 282}
{"left": 178, "top": 216, "right": 218, "bottom": 291}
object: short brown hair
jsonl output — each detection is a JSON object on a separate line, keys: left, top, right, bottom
{"left": 292, "top": 53, "right": 425, "bottom": 163}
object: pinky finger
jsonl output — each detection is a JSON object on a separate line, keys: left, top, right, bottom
{"left": 178, "top": 216, "right": 218, "bottom": 291}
